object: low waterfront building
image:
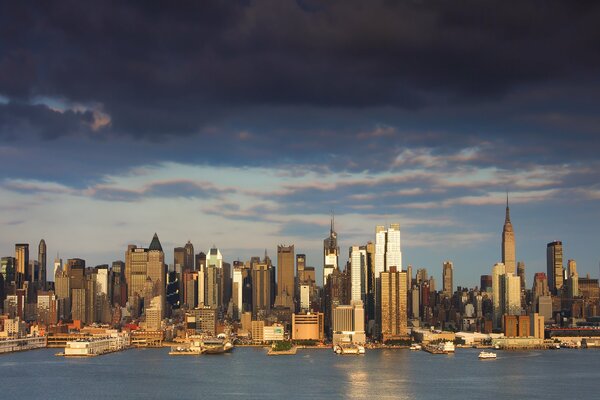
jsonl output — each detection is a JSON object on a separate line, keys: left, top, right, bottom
{"left": 292, "top": 312, "right": 324, "bottom": 341}
{"left": 491, "top": 336, "right": 545, "bottom": 349}
{"left": 412, "top": 328, "right": 456, "bottom": 344}
{"left": 0, "top": 336, "right": 47, "bottom": 354}
{"left": 263, "top": 324, "right": 285, "bottom": 342}
{"left": 64, "top": 334, "right": 129, "bottom": 356}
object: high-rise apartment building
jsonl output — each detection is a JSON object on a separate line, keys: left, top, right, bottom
{"left": 379, "top": 267, "right": 407, "bottom": 340}
{"left": 442, "top": 261, "right": 453, "bottom": 296}
{"left": 275, "top": 245, "right": 295, "bottom": 308}
{"left": 38, "top": 239, "right": 47, "bottom": 289}
{"left": 502, "top": 195, "right": 516, "bottom": 275}
{"left": 546, "top": 241, "right": 564, "bottom": 293}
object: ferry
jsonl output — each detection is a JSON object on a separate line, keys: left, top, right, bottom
{"left": 409, "top": 344, "right": 422, "bottom": 351}
{"left": 424, "top": 341, "right": 455, "bottom": 354}
{"left": 478, "top": 351, "right": 497, "bottom": 359}
{"left": 202, "top": 338, "right": 234, "bottom": 354}
{"left": 334, "top": 343, "right": 365, "bottom": 355}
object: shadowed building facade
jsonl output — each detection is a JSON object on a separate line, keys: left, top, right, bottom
{"left": 547, "top": 241, "right": 564, "bottom": 294}
{"left": 275, "top": 245, "right": 294, "bottom": 309}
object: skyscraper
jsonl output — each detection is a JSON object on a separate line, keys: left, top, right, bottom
{"left": 502, "top": 195, "right": 516, "bottom": 275}
{"left": 492, "top": 262, "right": 506, "bottom": 329}
{"left": 442, "top": 261, "right": 453, "bottom": 296}
{"left": 184, "top": 241, "right": 194, "bottom": 271}
{"left": 15, "top": 243, "right": 29, "bottom": 288}
{"left": 503, "top": 273, "right": 521, "bottom": 317}
{"left": 125, "top": 233, "right": 166, "bottom": 316}
{"left": 517, "top": 261, "right": 526, "bottom": 290}
{"left": 375, "top": 224, "right": 402, "bottom": 279}
{"left": 296, "top": 254, "right": 306, "bottom": 283}
{"left": 546, "top": 241, "right": 564, "bottom": 293}
{"left": 567, "top": 259, "right": 579, "bottom": 298}
{"left": 252, "top": 258, "right": 272, "bottom": 317}
{"left": 276, "top": 245, "right": 295, "bottom": 308}
{"left": 380, "top": 267, "right": 407, "bottom": 341}
{"left": 38, "top": 239, "right": 47, "bottom": 289}
{"left": 323, "top": 217, "right": 339, "bottom": 285}
{"left": 374, "top": 223, "right": 402, "bottom": 333}
{"left": 350, "top": 245, "right": 367, "bottom": 303}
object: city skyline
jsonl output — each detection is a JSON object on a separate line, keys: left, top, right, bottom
{"left": 1, "top": 2, "right": 599, "bottom": 288}
{"left": 0, "top": 203, "right": 594, "bottom": 290}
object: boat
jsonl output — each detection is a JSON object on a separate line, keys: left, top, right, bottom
{"left": 409, "top": 344, "right": 422, "bottom": 351}
{"left": 168, "top": 346, "right": 202, "bottom": 356}
{"left": 441, "top": 341, "right": 455, "bottom": 353}
{"left": 478, "top": 351, "right": 497, "bottom": 359}
{"left": 333, "top": 343, "right": 365, "bottom": 355}
{"left": 424, "top": 341, "right": 455, "bottom": 354}
{"left": 202, "top": 338, "right": 234, "bottom": 354}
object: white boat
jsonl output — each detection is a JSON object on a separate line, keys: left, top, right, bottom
{"left": 334, "top": 343, "right": 364, "bottom": 355}
{"left": 409, "top": 344, "right": 422, "bottom": 351}
{"left": 441, "top": 341, "right": 455, "bottom": 353}
{"left": 478, "top": 351, "right": 497, "bottom": 359}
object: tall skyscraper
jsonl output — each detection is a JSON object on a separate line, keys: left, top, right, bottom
{"left": 375, "top": 224, "right": 402, "bottom": 278}
{"left": 374, "top": 224, "right": 402, "bottom": 335}
{"left": 442, "top": 261, "right": 453, "bottom": 296}
{"left": 174, "top": 247, "right": 185, "bottom": 270}
{"left": 125, "top": 233, "right": 166, "bottom": 317}
{"left": 296, "top": 254, "right": 306, "bottom": 283}
{"left": 276, "top": 245, "right": 295, "bottom": 308}
{"left": 379, "top": 267, "right": 407, "bottom": 341}
{"left": 15, "top": 243, "right": 29, "bottom": 287}
{"left": 323, "top": 217, "right": 339, "bottom": 285}
{"left": 38, "top": 239, "right": 47, "bottom": 289}
{"left": 203, "top": 246, "right": 224, "bottom": 309}
{"left": 567, "top": 259, "right": 579, "bottom": 298}
{"left": 502, "top": 195, "right": 516, "bottom": 275}
{"left": 492, "top": 262, "right": 506, "bottom": 329}
{"left": 350, "top": 245, "right": 367, "bottom": 303}
{"left": 503, "top": 273, "right": 521, "bottom": 317}
{"left": 184, "top": 241, "right": 194, "bottom": 271}
{"left": 232, "top": 264, "right": 243, "bottom": 319}
{"left": 546, "top": 241, "right": 564, "bottom": 293}
{"left": 53, "top": 256, "right": 63, "bottom": 281}
{"left": 252, "top": 258, "right": 272, "bottom": 317}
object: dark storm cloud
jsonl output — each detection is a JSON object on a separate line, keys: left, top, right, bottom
{"left": 0, "top": 102, "right": 95, "bottom": 140}
{"left": 0, "top": 0, "right": 600, "bottom": 183}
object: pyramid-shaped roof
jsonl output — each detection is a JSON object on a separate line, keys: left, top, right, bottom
{"left": 149, "top": 233, "right": 163, "bottom": 252}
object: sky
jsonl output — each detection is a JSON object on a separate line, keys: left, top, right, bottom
{"left": 1, "top": 1, "right": 599, "bottom": 287}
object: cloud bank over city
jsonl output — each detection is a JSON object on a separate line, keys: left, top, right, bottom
{"left": 1, "top": 1, "right": 599, "bottom": 285}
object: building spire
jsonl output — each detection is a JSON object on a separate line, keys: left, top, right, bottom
{"left": 505, "top": 190, "right": 511, "bottom": 223}
{"left": 330, "top": 209, "right": 335, "bottom": 234}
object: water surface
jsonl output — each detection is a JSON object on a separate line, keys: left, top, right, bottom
{"left": 1, "top": 347, "right": 598, "bottom": 399}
